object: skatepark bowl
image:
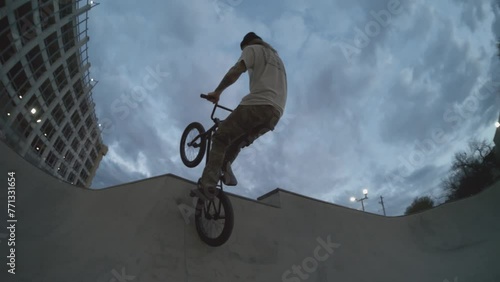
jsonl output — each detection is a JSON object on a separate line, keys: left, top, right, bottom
{"left": 0, "top": 140, "right": 499, "bottom": 282}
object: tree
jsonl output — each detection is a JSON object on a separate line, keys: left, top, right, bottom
{"left": 442, "top": 139, "right": 495, "bottom": 202}
{"left": 405, "top": 196, "right": 434, "bottom": 215}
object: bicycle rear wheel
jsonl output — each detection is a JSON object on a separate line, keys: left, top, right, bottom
{"left": 180, "top": 122, "right": 206, "bottom": 168}
{"left": 195, "top": 191, "right": 234, "bottom": 247}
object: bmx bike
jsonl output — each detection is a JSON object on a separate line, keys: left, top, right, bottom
{"left": 179, "top": 94, "right": 234, "bottom": 247}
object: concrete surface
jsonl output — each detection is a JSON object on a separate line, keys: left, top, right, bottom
{"left": 0, "top": 140, "right": 499, "bottom": 282}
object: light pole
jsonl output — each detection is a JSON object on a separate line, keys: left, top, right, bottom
{"left": 379, "top": 196, "right": 386, "bottom": 216}
{"left": 89, "top": 1, "right": 100, "bottom": 8}
{"left": 350, "top": 189, "right": 368, "bottom": 211}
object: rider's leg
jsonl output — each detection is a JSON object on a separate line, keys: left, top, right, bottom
{"left": 221, "top": 136, "right": 249, "bottom": 186}
{"left": 199, "top": 105, "right": 279, "bottom": 191}
{"left": 224, "top": 105, "right": 281, "bottom": 167}
{"left": 222, "top": 127, "right": 269, "bottom": 186}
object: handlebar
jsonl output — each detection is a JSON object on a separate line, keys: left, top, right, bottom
{"left": 200, "top": 93, "right": 233, "bottom": 122}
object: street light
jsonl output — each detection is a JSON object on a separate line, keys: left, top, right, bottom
{"left": 31, "top": 108, "right": 37, "bottom": 114}
{"left": 495, "top": 121, "right": 500, "bottom": 128}
{"left": 350, "top": 189, "right": 369, "bottom": 211}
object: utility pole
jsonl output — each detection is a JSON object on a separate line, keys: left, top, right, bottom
{"left": 379, "top": 196, "right": 386, "bottom": 216}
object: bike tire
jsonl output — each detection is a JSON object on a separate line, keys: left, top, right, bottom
{"left": 195, "top": 191, "right": 234, "bottom": 247}
{"left": 180, "top": 122, "right": 206, "bottom": 168}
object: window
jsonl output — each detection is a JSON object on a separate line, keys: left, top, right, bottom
{"left": 0, "top": 90, "right": 16, "bottom": 118}
{"left": 51, "top": 104, "right": 65, "bottom": 125}
{"left": 45, "top": 151, "right": 57, "bottom": 168}
{"left": 90, "top": 128, "right": 97, "bottom": 139}
{"left": 39, "top": 1, "right": 56, "bottom": 31}
{"left": 66, "top": 54, "right": 79, "bottom": 78}
{"left": 57, "top": 162, "right": 67, "bottom": 177}
{"left": 54, "top": 137, "right": 65, "bottom": 154}
{"left": 26, "top": 45, "right": 46, "bottom": 80}
{"left": 90, "top": 149, "right": 97, "bottom": 163}
{"left": 61, "top": 22, "right": 75, "bottom": 51}
{"left": 73, "top": 161, "right": 81, "bottom": 171}
{"left": 80, "top": 100, "right": 89, "bottom": 115}
{"left": 64, "top": 150, "right": 74, "bottom": 164}
{"left": 8, "top": 62, "right": 31, "bottom": 98}
{"left": 44, "top": 32, "right": 60, "bottom": 64}
{"left": 39, "top": 79, "right": 55, "bottom": 106}
{"left": 40, "top": 120, "right": 55, "bottom": 140}
{"left": 85, "top": 139, "right": 91, "bottom": 151}
{"left": 14, "top": 113, "right": 32, "bottom": 138}
{"left": 71, "top": 138, "right": 79, "bottom": 151}
{"left": 30, "top": 135, "right": 45, "bottom": 155}
{"left": 62, "top": 91, "right": 74, "bottom": 111}
{"left": 79, "top": 169, "right": 88, "bottom": 182}
{"left": 67, "top": 172, "right": 75, "bottom": 183}
{"left": 59, "top": 0, "right": 73, "bottom": 19}
{"left": 53, "top": 65, "right": 68, "bottom": 91}
{"left": 78, "top": 126, "right": 86, "bottom": 140}
{"left": 78, "top": 148, "right": 86, "bottom": 160}
{"left": 0, "top": 16, "right": 16, "bottom": 64}
{"left": 73, "top": 79, "right": 84, "bottom": 98}
{"left": 62, "top": 123, "right": 72, "bottom": 140}
{"left": 71, "top": 111, "right": 81, "bottom": 126}
{"left": 85, "top": 159, "right": 92, "bottom": 172}
{"left": 15, "top": 2, "right": 36, "bottom": 46}
{"left": 85, "top": 115, "right": 93, "bottom": 128}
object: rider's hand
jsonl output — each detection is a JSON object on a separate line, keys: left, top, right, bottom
{"left": 206, "top": 91, "right": 221, "bottom": 104}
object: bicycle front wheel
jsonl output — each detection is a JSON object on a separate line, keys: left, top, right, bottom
{"left": 180, "top": 122, "right": 206, "bottom": 168}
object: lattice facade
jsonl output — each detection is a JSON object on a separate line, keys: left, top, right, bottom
{"left": 0, "top": 0, "right": 106, "bottom": 187}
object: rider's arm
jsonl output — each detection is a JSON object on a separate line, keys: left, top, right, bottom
{"left": 214, "top": 60, "right": 247, "bottom": 94}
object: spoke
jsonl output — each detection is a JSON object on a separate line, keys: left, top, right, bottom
{"left": 186, "top": 130, "right": 200, "bottom": 161}
{"left": 198, "top": 197, "right": 228, "bottom": 239}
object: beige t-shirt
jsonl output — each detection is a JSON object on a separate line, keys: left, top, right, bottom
{"left": 237, "top": 44, "right": 287, "bottom": 117}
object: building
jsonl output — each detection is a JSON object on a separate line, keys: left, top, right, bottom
{"left": 495, "top": 113, "right": 500, "bottom": 161}
{"left": 0, "top": 0, "right": 106, "bottom": 187}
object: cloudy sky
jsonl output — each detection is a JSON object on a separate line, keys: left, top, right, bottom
{"left": 86, "top": 0, "right": 500, "bottom": 216}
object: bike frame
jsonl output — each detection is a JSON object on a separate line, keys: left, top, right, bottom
{"left": 188, "top": 103, "right": 233, "bottom": 165}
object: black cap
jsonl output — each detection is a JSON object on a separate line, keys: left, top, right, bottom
{"left": 240, "top": 32, "right": 262, "bottom": 50}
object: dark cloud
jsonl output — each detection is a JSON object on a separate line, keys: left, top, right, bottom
{"left": 452, "top": 0, "right": 489, "bottom": 31}
{"left": 85, "top": 0, "right": 499, "bottom": 216}
{"left": 92, "top": 157, "right": 147, "bottom": 188}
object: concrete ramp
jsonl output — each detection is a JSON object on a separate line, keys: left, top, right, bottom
{"left": 1, "top": 140, "right": 499, "bottom": 282}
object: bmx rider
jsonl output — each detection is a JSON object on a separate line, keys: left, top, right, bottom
{"left": 193, "top": 32, "right": 288, "bottom": 198}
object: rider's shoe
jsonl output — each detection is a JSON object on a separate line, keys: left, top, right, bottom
{"left": 190, "top": 179, "right": 218, "bottom": 200}
{"left": 222, "top": 161, "right": 238, "bottom": 186}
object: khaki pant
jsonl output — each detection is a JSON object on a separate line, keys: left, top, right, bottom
{"left": 200, "top": 104, "right": 281, "bottom": 188}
